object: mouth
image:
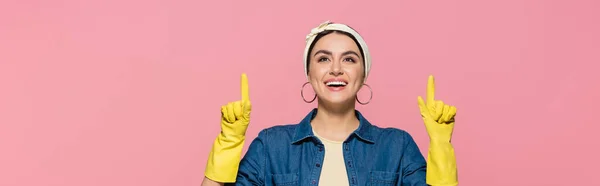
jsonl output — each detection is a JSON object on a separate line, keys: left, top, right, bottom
{"left": 324, "top": 79, "right": 348, "bottom": 90}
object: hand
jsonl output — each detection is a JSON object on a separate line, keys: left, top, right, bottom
{"left": 205, "top": 73, "right": 251, "bottom": 183}
{"left": 417, "top": 75, "right": 457, "bottom": 144}
{"left": 418, "top": 75, "right": 459, "bottom": 186}
{"left": 220, "top": 73, "right": 252, "bottom": 136}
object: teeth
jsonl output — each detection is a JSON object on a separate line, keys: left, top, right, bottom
{"left": 326, "top": 81, "right": 347, "bottom": 86}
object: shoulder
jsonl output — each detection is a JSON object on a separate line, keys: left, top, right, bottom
{"left": 368, "top": 124, "right": 417, "bottom": 144}
{"left": 369, "top": 124, "right": 411, "bottom": 137}
{"left": 356, "top": 110, "right": 417, "bottom": 144}
{"left": 254, "top": 123, "right": 299, "bottom": 142}
{"left": 259, "top": 123, "right": 298, "bottom": 135}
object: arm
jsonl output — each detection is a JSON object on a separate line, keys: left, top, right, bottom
{"left": 203, "top": 130, "right": 267, "bottom": 186}
{"left": 226, "top": 129, "right": 268, "bottom": 186}
{"left": 399, "top": 132, "right": 428, "bottom": 186}
{"left": 203, "top": 74, "right": 252, "bottom": 184}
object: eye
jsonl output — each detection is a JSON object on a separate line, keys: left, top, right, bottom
{"left": 318, "top": 57, "right": 330, "bottom": 62}
{"left": 343, "top": 57, "right": 356, "bottom": 63}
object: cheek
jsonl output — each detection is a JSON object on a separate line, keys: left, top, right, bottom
{"left": 308, "top": 64, "right": 328, "bottom": 79}
{"left": 344, "top": 66, "right": 364, "bottom": 80}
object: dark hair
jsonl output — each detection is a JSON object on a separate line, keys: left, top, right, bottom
{"left": 306, "top": 30, "right": 365, "bottom": 73}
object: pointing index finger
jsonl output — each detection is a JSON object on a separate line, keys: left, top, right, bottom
{"left": 241, "top": 73, "right": 249, "bottom": 101}
{"left": 427, "top": 75, "right": 435, "bottom": 103}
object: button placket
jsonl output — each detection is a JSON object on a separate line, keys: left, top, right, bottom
{"left": 343, "top": 141, "right": 360, "bottom": 186}
{"left": 311, "top": 143, "right": 324, "bottom": 185}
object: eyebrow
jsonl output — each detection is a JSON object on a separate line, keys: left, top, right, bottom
{"left": 342, "top": 51, "right": 361, "bottom": 58}
{"left": 313, "top": 50, "right": 362, "bottom": 58}
{"left": 313, "top": 50, "right": 332, "bottom": 56}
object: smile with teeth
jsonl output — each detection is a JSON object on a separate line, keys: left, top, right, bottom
{"left": 325, "top": 81, "right": 348, "bottom": 87}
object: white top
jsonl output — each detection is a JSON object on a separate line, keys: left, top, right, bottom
{"left": 313, "top": 130, "right": 350, "bottom": 186}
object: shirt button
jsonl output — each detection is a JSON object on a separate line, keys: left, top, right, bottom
{"left": 318, "top": 147, "right": 323, "bottom": 152}
{"left": 312, "top": 180, "right": 316, "bottom": 184}
{"left": 316, "top": 163, "right": 321, "bottom": 167}
{"left": 348, "top": 161, "right": 352, "bottom": 167}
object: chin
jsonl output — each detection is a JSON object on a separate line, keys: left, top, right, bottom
{"left": 320, "top": 95, "right": 355, "bottom": 105}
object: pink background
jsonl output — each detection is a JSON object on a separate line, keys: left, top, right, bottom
{"left": 1, "top": 0, "right": 599, "bottom": 185}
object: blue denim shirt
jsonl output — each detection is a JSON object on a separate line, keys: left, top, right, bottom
{"left": 229, "top": 109, "right": 427, "bottom": 186}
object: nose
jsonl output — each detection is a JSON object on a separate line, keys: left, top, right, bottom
{"left": 329, "top": 70, "right": 344, "bottom": 76}
{"left": 329, "top": 60, "right": 344, "bottom": 76}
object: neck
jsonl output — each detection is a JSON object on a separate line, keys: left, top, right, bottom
{"left": 311, "top": 99, "right": 360, "bottom": 141}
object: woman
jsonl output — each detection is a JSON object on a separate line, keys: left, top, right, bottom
{"left": 202, "top": 21, "right": 457, "bottom": 186}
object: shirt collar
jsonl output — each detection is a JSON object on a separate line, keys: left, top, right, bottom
{"left": 291, "top": 108, "right": 375, "bottom": 144}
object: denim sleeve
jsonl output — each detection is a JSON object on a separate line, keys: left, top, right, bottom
{"left": 225, "top": 129, "right": 268, "bottom": 186}
{"left": 399, "top": 131, "right": 427, "bottom": 186}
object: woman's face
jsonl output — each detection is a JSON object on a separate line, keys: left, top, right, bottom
{"left": 308, "top": 32, "right": 365, "bottom": 105}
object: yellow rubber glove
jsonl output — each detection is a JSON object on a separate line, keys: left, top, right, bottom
{"left": 417, "top": 75, "right": 458, "bottom": 186}
{"left": 205, "top": 73, "right": 251, "bottom": 183}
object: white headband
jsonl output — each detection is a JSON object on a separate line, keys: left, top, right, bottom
{"left": 303, "top": 21, "right": 371, "bottom": 83}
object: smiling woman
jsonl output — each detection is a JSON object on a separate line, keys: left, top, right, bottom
{"left": 201, "top": 21, "right": 458, "bottom": 186}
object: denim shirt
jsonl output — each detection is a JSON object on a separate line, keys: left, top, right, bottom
{"left": 229, "top": 109, "right": 427, "bottom": 186}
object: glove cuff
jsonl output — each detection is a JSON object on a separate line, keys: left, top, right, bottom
{"left": 426, "top": 141, "right": 458, "bottom": 186}
{"left": 204, "top": 134, "right": 246, "bottom": 182}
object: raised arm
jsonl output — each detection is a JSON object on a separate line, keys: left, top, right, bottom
{"left": 417, "top": 75, "right": 458, "bottom": 186}
{"left": 202, "top": 74, "right": 252, "bottom": 185}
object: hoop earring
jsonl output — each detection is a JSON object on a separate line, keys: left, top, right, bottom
{"left": 356, "top": 84, "right": 373, "bottom": 105}
{"left": 301, "top": 82, "right": 317, "bottom": 103}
